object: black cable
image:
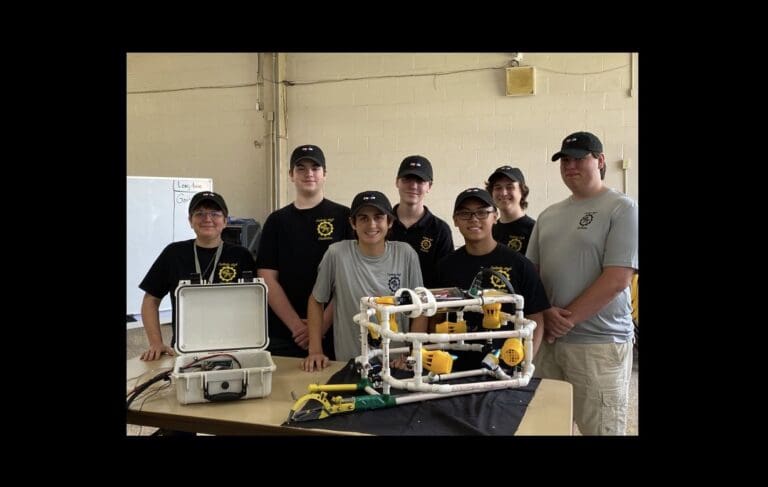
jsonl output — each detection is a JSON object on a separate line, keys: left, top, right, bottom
{"left": 468, "top": 267, "right": 516, "bottom": 296}
{"left": 179, "top": 353, "right": 242, "bottom": 372}
{"left": 127, "top": 369, "right": 172, "bottom": 409}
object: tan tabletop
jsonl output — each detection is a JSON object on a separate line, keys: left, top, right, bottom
{"left": 127, "top": 355, "right": 572, "bottom": 435}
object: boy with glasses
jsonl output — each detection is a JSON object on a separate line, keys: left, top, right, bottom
{"left": 431, "top": 188, "right": 549, "bottom": 371}
{"left": 138, "top": 191, "right": 256, "bottom": 361}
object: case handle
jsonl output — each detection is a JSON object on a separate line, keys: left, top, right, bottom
{"left": 203, "top": 379, "right": 247, "bottom": 402}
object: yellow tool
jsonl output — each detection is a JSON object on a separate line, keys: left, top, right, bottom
{"left": 287, "top": 384, "right": 398, "bottom": 423}
{"left": 287, "top": 391, "right": 354, "bottom": 422}
{"left": 308, "top": 383, "right": 365, "bottom": 393}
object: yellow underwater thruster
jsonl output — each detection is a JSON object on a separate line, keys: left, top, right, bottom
{"left": 421, "top": 349, "right": 453, "bottom": 374}
{"left": 500, "top": 338, "right": 524, "bottom": 367}
{"left": 435, "top": 320, "right": 467, "bottom": 334}
{"left": 482, "top": 302, "right": 502, "bottom": 329}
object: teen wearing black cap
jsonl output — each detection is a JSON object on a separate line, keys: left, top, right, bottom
{"left": 390, "top": 155, "right": 454, "bottom": 288}
{"left": 256, "top": 144, "right": 353, "bottom": 359}
{"left": 528, "top": 131, "right": 638, "bottom": 435}
{"left": 431, "top": 188, "right": 550, "bottom": 371}
{"left": 485, "top": 165, "right": 535, "bottom": 255}
{"left": 302, "top": 190, "right": 427, "bottom": 371}
{"left": 138, "top": 191, "right": 256, "bottom": 361}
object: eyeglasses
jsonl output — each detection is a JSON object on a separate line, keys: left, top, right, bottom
{"left": 192, "top": 210, "right": 224, "bottom": 220}
{"left": 455, "top": 209, "right": 493, "bottom": 220}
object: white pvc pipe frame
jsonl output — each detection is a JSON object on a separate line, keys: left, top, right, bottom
{"left": 352, "top": 287, "right": 537, "bottom": 402}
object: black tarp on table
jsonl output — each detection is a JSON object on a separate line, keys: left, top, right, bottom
{"left": 285, "top": 359, "right": 540, "bottom": 435}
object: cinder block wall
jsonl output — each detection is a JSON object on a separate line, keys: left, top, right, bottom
{"left": 126, "top": 52, "right": 638, "bottom": 247}
{"left": 127, "top": 53, "right": 271, "bottom": 224}
{"left": 283, "top": 53, "right": 638, "bottom": 246}
{"left": 127, "top": 53, "right": 638, "bottom": 351}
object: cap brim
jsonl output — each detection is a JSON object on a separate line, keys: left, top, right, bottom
{"left": 292, "top": 156, "right": 325, "bottom": 166}
{"left": 351, "top": 203, "right": 394, "bottom": 218}
{"left": 192, "top": 198, "right": 219, "bottom": 209}
{"left": 190, "top": 198, "right": 227, "bottom": 216}
{"left": 490, "top": 170, "right": 520, "bottom": 182}
{"left": 454, "top": 195, "right": 496, "bottom": 212}
{"left": 551, "top": 148, "right": 590, "bottom": 161}
{"left": 398, "top": 170, "right": 431, "bottom": 181}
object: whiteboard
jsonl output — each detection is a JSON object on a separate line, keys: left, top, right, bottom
{"left": 127, "top": 176, "right": 213, "bottom": 316}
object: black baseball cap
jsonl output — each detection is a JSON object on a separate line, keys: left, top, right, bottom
{"left": 551, "top": 131, "right": 603, "bottom": 161}
{"left": 489, "top": 165, "right": 525, "bottom": 185}
{"left": 454, "top": 188, "right": 496, "bottom": 212}
{"left": 350, "top": 191, "right": 394, "bottom": 218}
{"left": 397, "top": 155, "right": 433, "bottom": 182}
{"left": 189, "top": 191, "right": 228, "bottom": 216}
{"left": 290, "top": 144, "right": 326, "bottom": 169}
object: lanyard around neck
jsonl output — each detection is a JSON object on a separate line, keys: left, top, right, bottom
{"left": 194, "top": 241, "right": 223, "bottom": 283}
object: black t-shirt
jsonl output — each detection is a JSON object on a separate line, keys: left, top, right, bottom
{"left": 434, "top": 243, "right": 550, "bottom": 369}
{"left": 139, "top": 239, "right": 257, "bottom": 345}
{"left": 255, "top": 198, "right": 353, "bottom": 340}
{"left": 492, "top": 215, "right": 536, "bottom": 255}
{"left": 390, "top": 205, "right": 454, "bottom": 288}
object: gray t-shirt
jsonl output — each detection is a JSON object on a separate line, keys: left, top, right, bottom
{"left": 312, "top": 240, "right": 424, "bottom": 361}
{"left": 526, "top": 188, "right": 638, "bottom": 344}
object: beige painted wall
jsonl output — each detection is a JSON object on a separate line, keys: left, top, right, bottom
{"left": 283, "top": 52, "right": 638, "bottom": 246}
{"left": 127, "top": 53, "right": 271, "bottom": 224}
{"left": 126, "top": 52, "right": 638, "bottom": 248}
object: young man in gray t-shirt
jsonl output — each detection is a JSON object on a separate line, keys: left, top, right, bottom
{"left": 302, "top": 191, "right": 427, "bottom": 370}
{"left": 527, "top": 131, "right": 638, "bottom": 435}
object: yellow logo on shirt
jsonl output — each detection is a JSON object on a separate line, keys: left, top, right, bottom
{"left": 218, "top": 264, "right": 237, "bottom": 282}
{"left": 420, "top": 236, "right": 433, "bottom": 252}
{"left": 489, "top": 266, "right": 512, "bottom": 290}
{"left": 317, "top": 219, "right": 334, "bottom": 240}
{"left": 507, "top": 236, "right": 523, "bottom": 252}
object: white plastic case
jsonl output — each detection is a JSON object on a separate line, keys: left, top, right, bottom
{"left": 171, "top": 278, "right": 276, "bottom": 405}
